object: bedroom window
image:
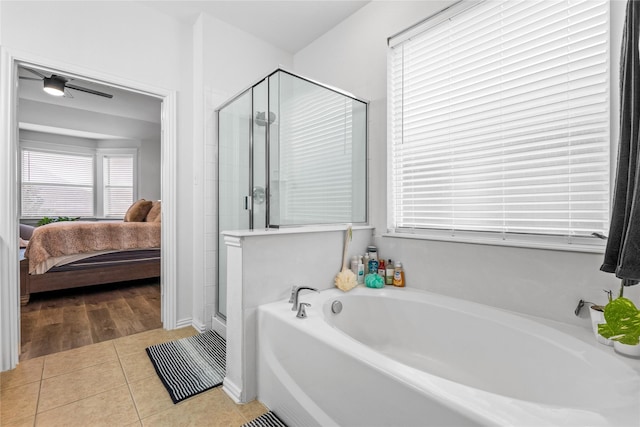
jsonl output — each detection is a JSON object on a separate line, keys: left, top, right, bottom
{"left": 102, "top": 155, "right": 135, "bottom": 217}
{"left": 388, "top": 0, "right": 610, "bottom": 249}
{"left": 21, "top": 146, "right": 137, "bottom": 219}
{"left": 21, "top": 149, "right": 95, "bottom": 217}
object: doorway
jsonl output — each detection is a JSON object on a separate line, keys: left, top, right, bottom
{"left": 17, "top": 64, "right": 163, "bottom": 360}
{"left": 0, "top": 50, "right": 178, "bottom": 371}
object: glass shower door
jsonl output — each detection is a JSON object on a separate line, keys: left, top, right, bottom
{"left": 251, "top": 80, "right": 268, "bottom": 229}
{"left": 217, "top": 90, "right": 252, "bottom": 319}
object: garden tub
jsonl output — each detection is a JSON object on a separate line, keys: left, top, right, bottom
{"left": 256, "top": 286, "right": 640, "bottom": 426}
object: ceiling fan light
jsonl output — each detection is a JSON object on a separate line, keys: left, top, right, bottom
{"left": 43, "top": 77, "right": 65, "bottom": 96}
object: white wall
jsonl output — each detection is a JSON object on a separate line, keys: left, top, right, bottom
{"left": 190, "top": 13, "right": 293, "bottom": 329}
{"left": 0, "top": 0, "right": 194, "bottom": 325}
{"left": 293, "top": 0, "right": 638, "bottom": 327}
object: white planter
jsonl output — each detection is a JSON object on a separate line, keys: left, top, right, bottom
{"left": 613, "top": 341, "right": 640, "bottom": 358}
{"left": 589, "top": 306, "right": 613, "bottom": 346}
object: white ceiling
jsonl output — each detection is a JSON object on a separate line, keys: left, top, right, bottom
{"left": 142, "top": 0, "right": 370, "bottom": 54}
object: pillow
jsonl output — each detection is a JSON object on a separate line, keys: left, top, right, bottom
{"left": 145, "top": 201, "right": 161, "bottom": 222}
{"left": 20, "top": 224, "right": 35, "bottom": 240}
{"left": 124, "top": 199, "right": 153, "bottom": 222}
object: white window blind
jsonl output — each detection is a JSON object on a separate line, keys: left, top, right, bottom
{"left": 21, "top": 149, "right": 94, "bottom": 217}
{"left": 388, "top": 0, "right": 610, "bottom": 243}
{"left": 103, "top": 155, "right": 134, "bottom": 217}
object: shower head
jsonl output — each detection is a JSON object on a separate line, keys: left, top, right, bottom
{"left": 255, "top": 111, "right": 276, "bottom": 126}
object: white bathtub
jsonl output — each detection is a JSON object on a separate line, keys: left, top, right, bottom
{"left": 256, "top": 286, "right": 640, "bottom": 426}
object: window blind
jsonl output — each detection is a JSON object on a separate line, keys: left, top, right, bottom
{"left": 21, "top": 149, "right": 94, "bottom": 217}
{"left": 103, "top": 155, "right": 134, "bottom": 217}
{"left": 388, "top": 0, "right": 610, "bottom": 242}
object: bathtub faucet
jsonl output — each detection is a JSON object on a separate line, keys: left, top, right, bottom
{"left": 288, "top": 285, "right": 299, "bottom": 304}
{"left": 291, "top": 286, "right": 319, "bottom": 311}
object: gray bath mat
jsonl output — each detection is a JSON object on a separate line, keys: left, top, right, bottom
{"left": 146, "top": 330, "right": 225, "bottom": 403}
{"left": 242, "top": 411, "right": 288, "bottom": 427}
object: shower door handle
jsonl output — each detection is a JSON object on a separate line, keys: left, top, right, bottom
{"left": 244, "top": 196, "right": 252, "bottom": 210}
{"left": 252, "top": 186, "right": 266, "bottom": 205}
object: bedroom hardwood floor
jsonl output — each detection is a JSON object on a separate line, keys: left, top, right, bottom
{"left": 20, "top": 279, "right": 161, "bottom": 361}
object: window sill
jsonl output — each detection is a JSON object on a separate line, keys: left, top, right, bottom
{"left": 382, "top": 230, "right": 606, "bottom": 254}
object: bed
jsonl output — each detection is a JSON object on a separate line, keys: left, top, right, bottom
{"left": 20, "top": 219, "right": 161, "bottom": 305}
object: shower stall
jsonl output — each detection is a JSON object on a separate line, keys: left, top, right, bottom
{"left": 216, "top": 69, "right": 368, "bottom": 319}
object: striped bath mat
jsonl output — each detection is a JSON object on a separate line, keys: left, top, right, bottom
{"left": 146, "top": 330, "right": 226, "bottom": 403}
{"left": 242, "top": 411, "right": 288, "bottom": 427}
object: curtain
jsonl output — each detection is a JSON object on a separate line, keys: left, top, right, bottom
{"left": 601, "top": 0, "right": 640, "bottom": 284}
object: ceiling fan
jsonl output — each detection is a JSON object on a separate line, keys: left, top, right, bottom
{"left": 19, "top": 67, "right": 114, "bottom": 99}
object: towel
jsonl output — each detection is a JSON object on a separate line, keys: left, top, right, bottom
{"left": 601, "top": 0, "right": 640, "bottom": 284}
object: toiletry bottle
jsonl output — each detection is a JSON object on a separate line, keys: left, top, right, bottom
{"left": 351, "top": 256, "right": 358, "bottom": 275}
{"left": 393, "top": 262, "right": 405, "bottom": 287}
{"left": 357, "top": 256, "right": 364, "bottom": 284}
{"left": 367, "top": 245, "right": 378, "bottom": 261}
{"left": 363, "top": 252, "right": 370, "bottom": 275}
{"left": 386, "top": 259, "right": 394, "bottom": 285}
{"left": 369, "top": 258, "right": 378, "bottom": 277}
{"left": 377, "top": 259, "right": 385, "bottom": 278}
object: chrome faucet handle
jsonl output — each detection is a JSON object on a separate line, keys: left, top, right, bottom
{"left": 296, "top": 302, "right": 311, "bottom": 319}
{"left": 288, "top": 285, "right": 299, "bottom": 303}
{"left": 291, "top": 286, "right": 319, "bottom": 311}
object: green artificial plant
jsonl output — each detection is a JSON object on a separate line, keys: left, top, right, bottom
{"left": 37, "top": 216, "right": 80, "bottom": 226}
{"left": 598, "top": 296, "right": 640, "bottom": 346}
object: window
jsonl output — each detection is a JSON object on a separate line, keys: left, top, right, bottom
{"left": 103, "top": 155, "right": 134, "bottom": 217}
{"left": 388, "top": 0, "right": 610, "bottom": 247}
{"left": 21, "top": 145, "right": 137, "bottom": 218}
{"left": 21, "top": 149, "right": 94, "bottom": 217}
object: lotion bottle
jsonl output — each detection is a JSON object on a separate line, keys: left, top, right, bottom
{"left": 357, "top": 256, "right": 364, "bottom": 284}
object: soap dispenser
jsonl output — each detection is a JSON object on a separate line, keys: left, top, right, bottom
{"left": 393, "top": 262, "right": 405, "bottom": 287}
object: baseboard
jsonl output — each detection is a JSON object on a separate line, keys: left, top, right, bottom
{"left": 191, "top": 318, "right": 206, "bottom": 333}
{"left": 222, "top": 377, "right": 243, "bottom": 403}
{"left": 175, "top": 317, "right": 208, "bottom": 333}
{"left": 211, "top": 315, "right": 226, "bottom": 339}
{"left": 175, "top": 317, "right": 193, "bottom": 329}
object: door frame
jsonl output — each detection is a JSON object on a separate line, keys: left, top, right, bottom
{"left": 0, "top": 47, "right": 178, "bottom": 371}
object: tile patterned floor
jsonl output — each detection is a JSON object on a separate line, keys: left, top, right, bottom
{"left": 1, "top": 327, "right": 268, "bottom": 426}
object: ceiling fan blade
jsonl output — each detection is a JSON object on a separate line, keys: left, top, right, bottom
{"left": 19, "top": 77, "right": 41, "bottom": 81}
{"left": 22, "top": 67, "right": 46, "bottom": 79}
{"left": 66, "top": 83, "right": 113, "bottom": 99}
